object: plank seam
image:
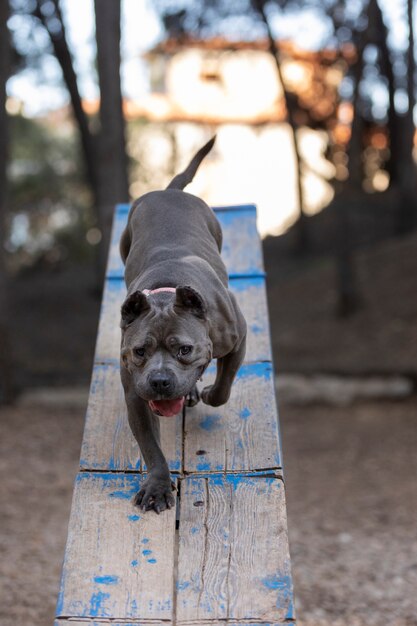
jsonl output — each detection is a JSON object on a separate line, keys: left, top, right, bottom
{"left": 225, "top": 481, "right": 233, "bottom": 621}
{"left": 196, "top": 478, "right": 210, "bottom": 613}
{"left": 76, "top": 468, "right": 283, "bottom": 477}
{"left": 55, "top": 615, "right": 174, "bottom": 626}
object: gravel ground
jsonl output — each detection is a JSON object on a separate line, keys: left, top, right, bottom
{"left": 0, "top": 404, "right": 85, "bottom": 626}
{"left": 282, "top": 398, "right": 417, "bottom": 626}
{"left": 0, "top": 396, "right": 416, "bottom": 625}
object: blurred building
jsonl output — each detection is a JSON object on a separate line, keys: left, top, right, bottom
{"left": 86, "top": 38, "right": 354, "bottom": 235}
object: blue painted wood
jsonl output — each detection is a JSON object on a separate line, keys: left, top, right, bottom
{"left": 80, "top": 361, "right": 280, "bottom": 473}
{"left": 177, "top": 475, "right": 294, "bottom": 623}
{"left": 56, "top": 472, "right": 177, "bottom": 622}
{"left": 106, "top": 203, "right": 264, "bottom": 279}
{"left": 184, "top": 362, "right": 281, "bottom": 473}
{"left": 55, "top": 622, "right": 290, "bottom": 626}
{"left": 80, "top": 361, "right": 182, "bottom": 473}
{"left": 57, "top": 202, "right": 296, "bottom": 625}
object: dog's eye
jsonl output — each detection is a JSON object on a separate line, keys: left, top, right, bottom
{"left": 178, "top": 345, "right": 192, "bottom": 356}
{"left": 134, "top": 347, "right": 145, "bottom": 357}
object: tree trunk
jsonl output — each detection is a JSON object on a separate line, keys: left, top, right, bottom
{"left": 253, "top": 0, "right": 308, "bottom": 253}
{"left": 335, "top": 28, "right": 367, "bottom": 316}
{"left": 94, "top": 0, "right": 129, "bottom": 273}
{"left": 35, "top": 0, "right": 98, "bottom": 201}
{"left": 368, "top": 0, "right": 401, "bottom": 185}
{"left": 397, "top": 0, "right": 417, "bottom": 233}
{"left": 0, "top": 0, "right": 15, "bottom": 403}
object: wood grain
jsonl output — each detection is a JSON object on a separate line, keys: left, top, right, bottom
{"left": 176, "top": 475, "right": 294, "bottom": 624}
{"left": 184, "top": 362, "right": 281, "bottom": 473}
{"left": 56, "top": 472, "right": 177, "bottom": 622}
{"left": 94, "top": 279, "right": 125, "bottom": 364}
{"left": 57, "top": 202, "right": 295, "bottom": 625}
{"left": 107, "top": 204, "right": 264, "bottom": 279}
{"left": 80, "top": 362, "right": 182, "bottom": 472}
{"left": 230, "top": 276, "right": 272, "bottom": 362}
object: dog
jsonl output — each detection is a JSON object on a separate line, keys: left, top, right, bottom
{"left": 119, "top": 136, "right": 247, "bottom": 513}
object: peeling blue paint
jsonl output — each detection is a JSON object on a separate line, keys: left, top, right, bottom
{"left": 262, "top": 574, "right": 286, "bottom": 590}
{"left": 128, "top": 514, "right": 140, "bottom": 522}
{"left": 169, "top": 459, "right": 181, "bottom": 471}
{"left": 212, "top": 203, "right": 256, "bottom": 215}
{"left": 141, "top": 537, "right": 149, "bottom": 544}
{"left": 55, "top": 587, "right": 64, "bottom": 616}
{"left": 260, "top": 573, "right": 294, "bottom": 619}
{"left": 240, "top": 407, "right": 251, "bottom": 419}
{"left": 142, "top": 549, "right": 152, "bottom": 556}
{"left": 229, "top": 275, "right": 264, "bottom": 289}
{"left": 196, "top": 461, "right": 211, "bottom": 471}
{"left": 235, "top": 362, "right": 273, "bottom": 381}
{"left": 176, "top": 580, "right": 190, "bottom": 591}
{"left": 93, "top": 575, "right": 119, "bottom": 585}
{"left": 89, "top": 590, "right": 110, "bottom": 617}
{"left": 131, "top": 559, "right": 138, "bottom": 567}
{"left": 147, "top": 558, "right": 157, "bottom": 564}
{"left": 199, "top": 413, "right": 222, "bottom": 431}
{"left": 190, "top": 526, "right": 199, "bottom": 534}
{"left": 250, "top": 323, "right": 263, "bottom": 335}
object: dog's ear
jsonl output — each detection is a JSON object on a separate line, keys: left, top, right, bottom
{"left": 120, "top": 291, "right": 150, "bottom": 328}
{"left": 174, "top": 286, "right": 206, "bottom": 319}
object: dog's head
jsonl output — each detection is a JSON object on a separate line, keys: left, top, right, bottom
{"left": 120, "top": 286, "right": 212, "bottom": 416}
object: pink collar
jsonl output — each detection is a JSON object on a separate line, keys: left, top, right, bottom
{"left": 142, "top": 287, "right": 176, "bottom": 297}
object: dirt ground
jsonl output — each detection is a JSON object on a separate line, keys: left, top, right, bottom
{"left": 0, "top": 394, "right": 416, "bottom": 626}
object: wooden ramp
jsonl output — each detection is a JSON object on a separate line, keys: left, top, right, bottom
{"left": 55, "top": 203, "right": 296, "bottom": 626}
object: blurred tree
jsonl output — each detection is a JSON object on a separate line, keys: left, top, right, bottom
{"left": 8, "top": 113, "right": 95, "bottom": 268}
{"left": 154, "top": 0, "right": 417, "bottom": 315}
{"left": 253, "top": 0, "right": 308, "bottom": 253}
{"left": 7, "top": 0, "right": 130, "bottom": 275}
{"left": 33, "top": 0, "right": 99, "bottom": 203}
{"left": 0, "top": 0, "right": 15, "bottom": 403}
{"left": 94, "top": 0, "right": 129, "bottom": 269}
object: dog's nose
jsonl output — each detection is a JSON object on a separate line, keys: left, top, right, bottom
{"left": 149, "top": 372, "right": 173, "bottom": 394}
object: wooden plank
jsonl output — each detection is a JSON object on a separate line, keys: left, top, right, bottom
{"left": 94, "top": 278, "right": 123, "bottom": 364}
{"left": 184, "top": 363, "right": 281, "bottom": 474}
{"left": 230, "top": 276, "right": 272, "bottom": 362}
{"left": 55, "top": 617, "right": 290, "bottom": 625}
{"left": 176, "top": 475, "right": 294, "bottom": 624}
{"left": 94, "top": 277, "right": 271, "bottom": 364}
{"left": 55, "top": 621, "right": 171, "bottom": 626}
{"left": 80, "top": 362, "right": 182, "bottom": 472}
{"left": 56, "top": 472, "right": 176, "bottom": 622}
{"left": 214, "top": 206, "right": 264, "bottom": 278}
{"left": 80, "top": 361, "right": 280, "bottom": 474}
{"left": 107, "top": 204, "right": 264, "bottom": 279}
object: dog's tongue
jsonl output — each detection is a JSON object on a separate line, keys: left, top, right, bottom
{"left": 149, "top": 397, "right": 185, "bottom": 417}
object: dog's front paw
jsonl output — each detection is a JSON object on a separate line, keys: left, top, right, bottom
{"left": 201, "top": 385, "right": 229, "bottom": 407}
{"left": 133, "top": 476, "right": 176, "bottom": 514}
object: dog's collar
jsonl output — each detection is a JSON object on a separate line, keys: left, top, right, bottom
{"left": 142, "top": 287, "right": 176, "bottom": 297}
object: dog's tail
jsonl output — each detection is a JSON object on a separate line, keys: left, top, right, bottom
{"left": 166, "top": 136, "right": 216, "bottom": 190}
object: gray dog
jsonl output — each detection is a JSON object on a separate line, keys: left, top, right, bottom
{"left": 119, "top": 137, "right": 246, "bottom": 513}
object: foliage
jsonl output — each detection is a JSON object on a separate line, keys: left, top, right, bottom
{"left": 7, "top": 112, "right": 96, "bottom": 269}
